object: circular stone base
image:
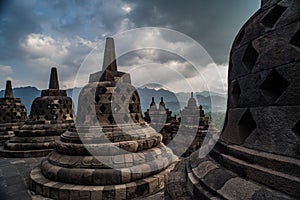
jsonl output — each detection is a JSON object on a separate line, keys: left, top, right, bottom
{"left": 0, "top": 146, "right": 52, "bottom": 158}
{"left": 30, "top": 163, "right": 176, "bottom": 200}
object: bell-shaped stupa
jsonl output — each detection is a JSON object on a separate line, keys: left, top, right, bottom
{"left": 0, "top": 80, "right": 27, "bottom": 144}
{"left": 144, "top": 97, "right": 173, "bottom": 132}
{"left": 166, "top": 1, "right": 300, "bottom": 199}
{"left": 29, "top": 38, "right": 176, "bottom": 199}
{"left": 0, "top": 67, "right": 75, "bottom": 157}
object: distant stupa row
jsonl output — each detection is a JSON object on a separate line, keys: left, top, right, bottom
{"left": 144, "top": 93, "right": 210, "bottom": 157}
{"left": 0, "top": 67, "right": 75, "bottom": 157}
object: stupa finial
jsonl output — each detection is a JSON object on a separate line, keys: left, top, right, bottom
{"left": 103, "top": 37, "right": 117, "bottom": 72}
{"left": 4, "top": 80, "right": 13, "bottom": 98}
{"left": 49, "top": 67, "right": 59, "bottom": 89}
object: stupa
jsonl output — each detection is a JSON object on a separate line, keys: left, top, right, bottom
{"left": 175, "top": 92, "right": 209, "bottom": 157}
{"left": 0, "top": 80, "right": 27, "bottom": 144}
{"left": 0, "top": 67, "right": 75, "bottom": 157}
{"left": 144, "top": 97, "right": 173, "bottom": 132}
{"left": 166, "top": 0, "right": 300, "bottom": 199}
{"left": 29, "top": 38, "right": 176, "bottom": 199}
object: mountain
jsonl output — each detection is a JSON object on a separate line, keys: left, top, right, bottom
{"left": 0, "top": 86, "right": 226, "bottom": 115}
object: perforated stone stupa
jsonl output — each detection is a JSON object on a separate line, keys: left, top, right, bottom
{"left": 0, "top": 80, "right": 27, "bottom": 144}
{"left": 144, "top": 97, "right": 173, "bottom": 132}
{"left": 0, "top": 67, "right": 75, "bottom": 157}
{"left": 29, "top": 38, "right": 176, "bottom": 199}
{"left": 174, "top": 92, "right": 209, "bottom": 157}
{"left": 166, "top": 0, "right": 300, "bottom": 199}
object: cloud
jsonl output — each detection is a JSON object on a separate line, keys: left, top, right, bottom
{"left": 125, "top": 0, "right": 260, "bottom": 63}
{"left": 0, "top": 0, "right": 259, "bottom": 91}
{"left": 0, "top": 64, "right": 14, "bottom": 87}
{"left": 20, "top": 33, "right": 70, "bottom": 60}
{"left": 0, "top": 65, "right": 13, "bottom": 75}
{"left": 17, "top": 33, "right": 98, "bottom": 89}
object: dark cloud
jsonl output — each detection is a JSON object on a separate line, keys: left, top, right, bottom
{"left": 125, "top": 0, "right": 260, "bottom": 63}
{"left": 0, "top": 0, "right": 260, "bottom": 90}
{"left": 117, "top": 49, "right": 185, "bottom": 66}
{"left": 0, "top": 1, "right": 42, "bottom": 60}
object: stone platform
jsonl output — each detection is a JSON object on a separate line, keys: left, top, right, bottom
{"left": 0, "top": 157, "right": 166, "bottom": 200}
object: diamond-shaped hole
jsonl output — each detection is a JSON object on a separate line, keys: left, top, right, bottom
{"left": 135, "top": 114, "right": 139, "bottom": 122}
{"left": 242, "top": 43, "right": 259, "bottom": 72}
{"left": 98, "top": 87, "right": 107, "bottom": 94}
{"left": 108, "top": 115, "right": 114, "bottom": 124}
{"left": 121, "top": 95, "right": 126, "bottom": 102}
{"left": 99, "top": 104, "right": 106, "bottom": 113}
{"left": 238, "top": 109, "right": 256, "bottom": 144}
{"left": 292, "top": 121, "right": 300, "bottom": 140}
{"left": 290, "top": 29, "right": 300, "bottom": 49}
{"left": 261, "top": 5, "right": 287, "bottom": 28}
{"left": 114, "top": 104, "right": 121, "bottom": 112}
{"left": 132, "top": 95, "right": 136, "bottom": 102}
{"left": 123, "top": 115, "right": 129, "bottom": 123}
{"left": 259, "top": 69, "right": 290, "bottom": 102}
{"left": 95, "top": 95, "right": 100, "bottom": 103}
{"left": 232, "top": 80, "right": 241, "bottom": 104}
{"left": 115, "top": 87, "right": 121, "bottom": 94}
{"left": 129, "top": 104, "right": 134, "bottom": 113}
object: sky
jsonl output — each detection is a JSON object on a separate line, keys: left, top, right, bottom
{"left": 0, "top": 0, "right": 260, "bottom": 93}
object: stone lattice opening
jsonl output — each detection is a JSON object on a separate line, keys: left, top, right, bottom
{"left": 135, "top": 114, "right": 139, "bottom": 122}
{"left": 114, "top": 87, "right": 121, "bottom": 94}
{"left": 123, "top": 115, "right": 129, "bottom": 123}
{"left": 292, "top": 121, "right": 300, "bottom": 140}
{"left": 114, "top": 104, "right": 121, "bottom": 112}
{"left": 259, "top": 69, "right": 290, "bottom": 102}
{"left": 132, "top": 95, "right": 136, "bottom": 102}
{"left": 261, "top": 5, "right": 287, "bottom": 28}
{"left": 107, "top": 115, "right": 114, "bottom": 124}
{"left": 99, "top": 104, "right": 106, "bottom": 113}
{"left": 95, "top": 96, "right": 100, "bottom": 103}
{"left": 232, "top": 80, "right": 241, "bottom": 104}
{"left": 121, "top": 95, "right": 126, "bottom": 102}
{"left": 129, "top": 104, "right": 134, "bottom": 113}
{"left": 290, "top": 29, "right": 300, "bottom": 49}
{"left": 238, "top": 109, "right": 256, "bottom": 144}
{"left": 242, "top": 43, "right": 259, "bottom": 72}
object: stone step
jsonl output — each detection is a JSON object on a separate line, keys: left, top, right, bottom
{"left": 219, "top": 152, "right": 300, "bottom": 197}
{"left": 186, "top": 156, "right": 297, "bottom": 199}
{"left": 5, "top": 141, "right": 54, "bottom": 151}
{"left": 29, "top": 164, "right": 174, "bottom": 200}
{"left": 0, "top": 146, "right": 52, "bottom": 158}
{"left": 227, "top": 144, "right": 300, "bottom": 177}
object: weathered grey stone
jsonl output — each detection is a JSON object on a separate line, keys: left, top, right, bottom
{"left": 166, "top": 1, "right": 300, "bottom": 199}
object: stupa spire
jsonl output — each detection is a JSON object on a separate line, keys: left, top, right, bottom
{"left": 4, "top": 80, "right": 13, "bottom": 98}
{"left": 49, "top": 67, "right": 59, "bottom": 89}
{"left": 103, "top": 37, "right": 117, "bottom": 71}
{"left": 150, "top": 97, "right": 156, "bottom": 106}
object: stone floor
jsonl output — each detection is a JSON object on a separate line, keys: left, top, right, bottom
{"left": 0, "top": 157, "right": 165, "bottom": 200}
{"left": 0, "top": 157, "right": 44, "bottom": 200}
